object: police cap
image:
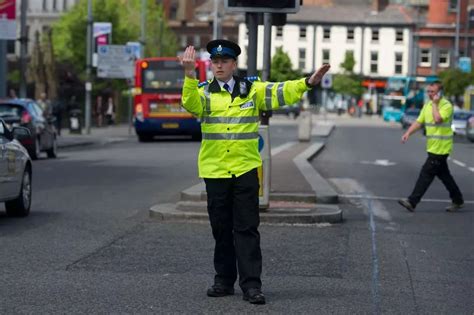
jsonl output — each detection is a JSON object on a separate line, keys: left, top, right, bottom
{"left": 206, "top": 39, "right": 241, "bottom": 60}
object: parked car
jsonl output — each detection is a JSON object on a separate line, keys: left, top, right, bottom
{"left": 400, "top": 108, "right": 421, "bottom": 129}
{"left": 273, "top": 102, "right": 302, "bottom": 119}
{"left": 0, "top": 99, "right": 57, "bottom": 159}
{"left": 0, "top": 118, "right": 33, "bottom": 217}
{"left": 451, "top": 110, "right": 473, "bottom": 136}
{"left": 466, "top": 116, "right": 474, "bottom": 142}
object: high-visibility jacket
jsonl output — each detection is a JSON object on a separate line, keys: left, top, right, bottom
{"left": 182, "top": 76, "right": 310, "bottom": 178}
{"left": 416, "top": 98, "right": 453, "bottom": 155}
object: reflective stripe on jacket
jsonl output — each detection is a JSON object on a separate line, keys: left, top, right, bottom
{"left": 416, "top": 98, "right": 453, "bottom": 155}
{"left": 182, "top": 76, "right": 309, "bottom": 178}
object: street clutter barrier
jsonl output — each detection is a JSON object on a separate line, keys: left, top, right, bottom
{"left": 298, "top": 111, "right": 312, "bottom": 141}
{"left": 258, "top": 125, "right": 270, "bottom": 209}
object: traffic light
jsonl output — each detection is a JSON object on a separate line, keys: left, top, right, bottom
{"left": 225, "top": 0, "right": 300, "bottom": 14}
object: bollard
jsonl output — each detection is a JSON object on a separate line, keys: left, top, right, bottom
{"left": 298, "top": 111, "right": 312, "bottom": 142}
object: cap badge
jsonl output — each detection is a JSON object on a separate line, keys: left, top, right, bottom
{"left": 217, "top": 45, "right": 223, "bottom": 52}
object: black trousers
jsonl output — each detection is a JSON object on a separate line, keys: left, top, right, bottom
{"left": 204, "top": 168, "right": 262, "bottom": 291}
{"left": 408, "top": 153, "right": 464, "bottom": 207}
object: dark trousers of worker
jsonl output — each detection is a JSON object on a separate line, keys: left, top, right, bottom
{"left": 204, "top": 168, "right": 262, "bottom": 292}
{"left": 408, "top": 153, "right": 464, "bottom": 207}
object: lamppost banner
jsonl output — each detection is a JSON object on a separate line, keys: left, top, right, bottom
{"left": 0, "top": 0, "right": 17, "bottom": 40}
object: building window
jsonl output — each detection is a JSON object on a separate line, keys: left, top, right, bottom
{"left": 7, "top": 40, "right": 15, "bottom": 54}
{"left": 299, "top": 48, "right": 306, "bottom": 69}
{"left": 63, "top": 0, "right": 68, "bottom": 10}
{"left": 395, "top": 29, "right": 403, "bottom": 43}
{"left": 180, "top": 35, "right": 187, "bottom": 48}
{"left": 193, "top": 35, "right": 200, "bottom": 47}
{"left": 395, "top": 52, "right": 403, "bottom": 74}
{"left": 347, "top": 28, "right": 354, "bottom": 42}
{"left": 276, "top": 26, "right": 283, "bottom": 38}
{"left": 439, "top": 49, "right": 450, "bottom": 67}
{"left": 53, "top": 0, "right": 57, "bottom": 11}
{"left": 323, "top": 27, "right": 331, "bottom": 41}
{"left": 299, "top": 26, "right": 306, "bottom": 40}
{"left": 170, "top": 5, "right": 178, "bottom": 20}
{"left": 43, "top": 0, "right": 47, "bottom": 11}
{"left": 322, "top": 49, "right": 330, "bottom": 64}
{"left": 371, "top": 29, "right": 379, "bottom": 42}
{"left": 370, "top": 51, "right": 378, "bottom": 73}
{"left": 448, "top": 0, "right": 457, "bottom": 11}
{"left": 419, "top": 48, "right": 431, "bottom": 66}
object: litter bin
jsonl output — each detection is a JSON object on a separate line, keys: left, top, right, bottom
{"left": 69, "top": 109, "right": 82, "bottom": 134}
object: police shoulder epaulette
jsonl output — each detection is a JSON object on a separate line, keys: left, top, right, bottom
{"left": 198, "top": 81, "right": 209, "bottom": 88}
{"left": 244, "top": 76, "right": 260, "bottom": 82}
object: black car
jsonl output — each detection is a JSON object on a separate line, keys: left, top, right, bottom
{"left": 400, "top": 108, "right": 421, "bottom": 129}
{"left": 273, "top": 102, "right": 302, "bottom": 119}
{"left": 0, "top": 99, "right": 58, "bottom": 159}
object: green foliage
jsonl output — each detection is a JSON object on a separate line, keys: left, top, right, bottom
{"left": 439, "top": 68, "right": 474, "bottom": 97}
{"left": 7, "top": 70, "right": 20, "bottom": 84}
{"left": 332, "top": 50, "right": 363, "bottom": 97}
{"left": 52, "top": 0, "right": 177, "bottom": 80}
{"left": 339, "top": 51, "right": 355, "bottom": 74}
{"left": 270, "top": 47, "right": 302, "bottom": 81}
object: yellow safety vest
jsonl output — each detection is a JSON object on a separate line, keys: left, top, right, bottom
{"left": 182, "top": 76, "right": 310, "bottom": 178}
{"left": 416, "top": 98, "right": 453, "bottom": 155}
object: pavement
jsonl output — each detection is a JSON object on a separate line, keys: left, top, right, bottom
{"left": 57, "top": 124, "right": 134, "bottom": 148}
{"left": 150, "top": 114, "right": 344, "bottom": 224}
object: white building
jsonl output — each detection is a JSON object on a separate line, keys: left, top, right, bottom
{"left": 7, "top": 0, "right": 78, "bottom": 57}
{"left": 238, "top": 3, "right": 419, "bottom": 80}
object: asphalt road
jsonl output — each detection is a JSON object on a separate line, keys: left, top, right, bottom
{"left": 0, "top": 116, "right": 472, "bottom": 313}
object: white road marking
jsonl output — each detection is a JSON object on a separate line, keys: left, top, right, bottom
{"left": 452, "top": 159, "right": 466, "bottom": 167}
{"left": 469, "top": 167, "right": 474, "bottom": 173}
{"left": 271, "top": 141, "right": 296, "bottom": 156}
{"left": 360, "top": 159, "right": 397, "bottom": 166}
{"left": 339, "top": 194, "right": 474, "bottom": 204}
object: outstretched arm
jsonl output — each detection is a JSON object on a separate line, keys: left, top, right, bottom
{"left": 401, "top": 121, "right": 423, "bottom": 143}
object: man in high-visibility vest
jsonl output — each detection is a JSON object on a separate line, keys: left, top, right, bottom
{"left": 398, "top": 81, "right": 464, "bottom": 213}
{"left": 179, "top": 39, "right": 330, "bottom": 304}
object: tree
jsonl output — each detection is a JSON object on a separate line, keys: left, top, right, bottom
{"left": 52, "top": 0, "right": 178, "bottom": 77}
{"left": 439, "top": 68, "right": 474, "bottom": 100}
{"left": 270, "top": 47, "right": 302, "bottom": 82}
{"left": 332, "top": 51, "right": 363, "bottom": 97}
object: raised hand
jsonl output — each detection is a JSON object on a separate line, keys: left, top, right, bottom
{"left": 307, "top": 64, "right": 331, "bottom": 86}
{"left": 179, "top": 46, "right": 196, "bottom": 78}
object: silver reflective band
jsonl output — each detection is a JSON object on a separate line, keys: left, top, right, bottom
{"left": 204, "top": 85, "right": 211, "bottom": 114}
{"left": 425, "top": 123, "right": 451, "bottom": 127}
{"left": 265, "top": 83, "right": 275, "bottom": 110}
{"left": 202, "top": 116, "right": 259, "bottom": 124}
{"left": 426, "top": 135, "right": 453, "bottom": 140}
{"left": 277, "top": 82, "right": 285, "bottom": 107}
{"left": 202, "top": 132, "right": 259, "bottom": 140}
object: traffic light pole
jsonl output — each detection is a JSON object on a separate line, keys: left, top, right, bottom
{"left": 246, "top": 13, "right": 258, "bottom": 76}
{"left": 85, "top": 0, "right": 93, "bottom": 134}
{"left": 260, "top": 12, "right": 273, "bottom": 126}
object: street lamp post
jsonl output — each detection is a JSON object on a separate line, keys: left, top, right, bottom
{"left": 85, "top": 0, "right": 93, "bottom": 134}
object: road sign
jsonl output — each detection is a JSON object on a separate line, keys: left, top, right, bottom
{"left": 97, "top": 45, "right": 135, "bottom": 79}
{"left": 321, "top": 73, "right": 332, "bottom": 89}
{"left": 458, "top": 57, "right": 472, "bottom": 73}
{"left": 92, "top": 22, "right": 112, "bottom": 67}
{"left": 0, "top": 0, "right": 16, "bottom": 40}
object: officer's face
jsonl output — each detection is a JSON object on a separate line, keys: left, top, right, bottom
{"left": 211, "top": 57, "right": 237, "bottom": 82}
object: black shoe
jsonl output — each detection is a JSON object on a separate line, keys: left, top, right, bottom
{"left": 398, "top": 199, "right": 415, "bottom": 212}
{"left": 243, "top": 288, "right": 266, "bottom": 305}
{"left": 446, "top": 203, "right": 464, "bottom": 212}
{"left": 206, "top": 284, "right": 234, "bottom": 297}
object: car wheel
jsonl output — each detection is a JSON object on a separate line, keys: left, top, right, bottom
{"left": 5, "top": 166, "right": 32, "bottom": 217}
{"left": 137, "top": 133, "right": 153, "bottom": 142}
{"left": 46, "top": 136, "right": 58, "bottom": 158}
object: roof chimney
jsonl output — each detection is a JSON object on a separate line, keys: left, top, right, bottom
{"left": 372, "top": 0, "right": 389, "bottom": 12}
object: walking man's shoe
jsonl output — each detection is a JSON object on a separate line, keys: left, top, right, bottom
{"left": 207, "top": 284, "right": 234, "bottom": 297}
{"left": 243, "top": 288, "right": 266, "bottom": 305}
{"left": 398, "top": 199, "right": 415, "bottom": 212}
{"left": 446, "top": 203, "right": 464, "bottom": 212}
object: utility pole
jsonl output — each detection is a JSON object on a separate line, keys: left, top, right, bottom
{"left": 213, "top": 0, "right": 221, "bottom": 39}
{"left": 0, "top": 41, "right": 6, "bottom": 98}
{"left": 260, "top": 13, "right": 272, "bottom": 126}
{"left": 454, "top": 0, "right": 461, "bottom": 63}
{"left": 85, "top": 0, "right": 93, "bottom": 134}
{"left": 19, "top": 0, "right": 28, "bottom": 98}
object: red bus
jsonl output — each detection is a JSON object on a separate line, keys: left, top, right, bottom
{"left": 133, "top": 57, "right": 208, "bottom": 141}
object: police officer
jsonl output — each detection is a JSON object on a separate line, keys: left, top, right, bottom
{"left": 399, "top": 81, "right": 464, "bottom": 212}
{"left": 179, "top": 39, "right": 330, "bottom": 304}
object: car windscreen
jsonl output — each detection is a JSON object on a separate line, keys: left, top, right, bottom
{"left": 0, "top": 104, "right": 24, "bottom": 118}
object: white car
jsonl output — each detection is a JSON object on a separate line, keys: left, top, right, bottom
{"left": 0, "top": 118, "right": 32, "bottom": 217}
